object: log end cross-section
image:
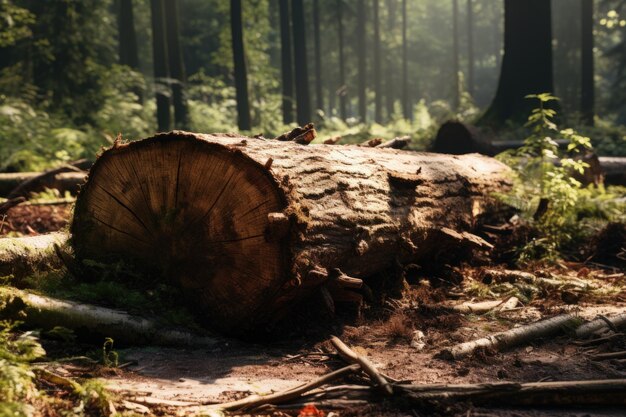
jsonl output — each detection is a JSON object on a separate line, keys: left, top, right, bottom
{"left": 71, "top": 133, "right": 289, "bottom": 330}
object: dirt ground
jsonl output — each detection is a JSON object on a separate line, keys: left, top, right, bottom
{"left": 4, "top": 201, "right": 626, "bottom": 416}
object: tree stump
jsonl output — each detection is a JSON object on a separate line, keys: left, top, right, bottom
{"left": 71, "top": 131, "right": 511, "bottom": 334}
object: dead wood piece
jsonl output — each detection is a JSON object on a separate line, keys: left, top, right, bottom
{"left": 70, "top": 131, "right": 511, "bottom": 334}
{"left": 0, "top": 232, "right": 67, "bottom": 280}
{"left": 6, "top": 166, "right": 86, "bottom": 199}
{"left": 0, "top": 287, "right": 222, "bottom": 347}
{"left": 438, "top": 314, "right": 579, "bottom": 360}
{"left": 274, "top": 123, "right": 316, "bottom": 144}
{"left": 0, "top": 197, "right": 26, "bottom": 214}
{"left": 330, "top": 336, "right": 393, "bottom": 395}
{"left": 323, "top": 136, "right": 342, "bottom": 145}
{"left": 498, "top": 296, "right": 520, "bottom": 312}
{"left": 399, "top": 379, "right": 626, "bottom": 406}
{"left": 377, "top": 135, "right": 411, "bottom": 149}
{"left": 452, "top": 300, "right": 505, "bottom": 314}
{"left": 359, "top": 137, "right": 383, "bottom": 147}
{"left": 480, "top": 269, "right": 537, "bottom": 285}
{"left": 599, "top": 156, "right": 626, "bottom": 186}
{"left": 207, "top": 364, "right": 361, "bottom": 412}
{"left": 576, "top": 313, "right": 626, "bottom": 338}
{"left": 34, "top": 368, "right": 83, "bottom": 393}
{"left": 590, "top": 350, "right": 626, "bottom": 360}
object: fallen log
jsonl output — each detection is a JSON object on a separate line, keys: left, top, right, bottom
{"left": 0, "top": 233, "right": 67, "bottom": 280}
{"left": 0, "top": 287, "right": 221, "bottom": 347}
{"left": 0, "top": 170, "right": 87, "bottom": 198}
{"left": 438, "top": 314, "right": 580, "bottom": 360}
{"left": 70, "top": 131, "right": 511, "bottom": 334}
{"left": 433, "top": 121, "right": 624, "bottom": 185}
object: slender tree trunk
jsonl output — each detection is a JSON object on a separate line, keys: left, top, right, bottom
{"left": 279, "top": 0, "right": 294, "bottom": 124}
{"left": 337, "top": 0, "right": 347, "bottom": 120}
{"left": 292, "top": 0, "right": 311, "bottom": 125}
{"left": 118, "top": 0, "right": 139, "bottom": 69}
{"left": 480, "top": 0, "right": 554, "bottom": 125}
{"left": 373, "top": 0, "right": 382, "bottom": 122}
{"left": 150, "top": 0, "right": 171, "bottom": 132}
{"left": 452, "top": 0, "right": 460, "bottom": 110}
{"left": 401, "top": 0, "right": 409, "bottom": 119}
{"left": 356, "top": 0, "right": 367, "bottom": 122}
{"left": 231, "top": 0, "right": 251, "bottom": 131}
{"left": 467, "top": 0, "right": 474, "bottom": 97}
{"left": 164, "top": 0, "right": 189, "bottom": 129}
{"left": 581, "top": 0, "right": 594, "bottom": 125}
{"left": 385, "top": 0, "right": 396, "bottom": 119}
{"left": 313, "top": 0, "right": 323, "bottom": 113}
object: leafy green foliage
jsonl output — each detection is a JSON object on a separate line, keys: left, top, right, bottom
{"left": 497, "top": 94, "right": 597, "bottom": 262}
{"left": 0, "top": 321, "right": 45, "bottom": 414}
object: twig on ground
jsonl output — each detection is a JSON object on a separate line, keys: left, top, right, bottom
{"left": 330, "top": 336, "right": 393, "bottom": 395}
{"left": 437, "top": 314, "right": 580, "bottom": 360}
{"left": 576, "top": 313, "right": 626, "bottom": 338}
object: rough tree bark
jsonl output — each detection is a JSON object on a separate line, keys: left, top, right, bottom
{"left": 292, "top": 0, "right": 311, "bottom": 125}
{"left": 581, "top": 0, "right": 594, "bottom": 125}
{"left": 480, "top": 0, "right": 554, "bottom": 125}
{"left": 313, "top": 0, "right": 323, "bottom": 113}
{"left": 70, "top": 132, "right": 511, "bottom": 334}
{"left": 150, "top": 0, "right": 171, "bottom": 132}
{"left": 118, "top": 0, "right": 139, "bottom": 70}
{"left": 231, "top": 0, "right": 251, "bottom": 131}
{"left": 401, "top": 0, "right": 409, "bottom": 119}
{"left": 452, "top": 0, "right": 460, "bottom": 110}
{"left": 373, "top": 0, "right": 382, "bottom": 122}
{"left": 164, "top": 0, "right": 189, "bottom": 129}
{"left": 337, "top": 0, "right": 347, "bottom": 120}
{"left": 0, "top": 233, "right": 67, "bottom": 280}
{"left": 356, "top": 0, "right": 367, "bottom": 122}
{"left": 279, "top": 0, "right": 294, "bottom": 124}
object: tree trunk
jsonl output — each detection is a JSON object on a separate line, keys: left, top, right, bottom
{"left": 70, "top": 132, "right": 511, "bottom": 335}
{"left": 337, "top": 0, "right": 347, "bottom": 120}
{"left": 466, "top": 0, "right": 474, "bottom": 97}
{"left": 401, "top": 0, "right": 409, "bottom": 119}
{"left": 231, "top": 0, "right": 251, "bottom": 131}
{"left": 150, "top": 0, "right": 171, "bottom": 132}
{"left": 581, "top": 0, "right": 594, "bottom": 125}
{"left": 373, "top": 0, "right": 382, "bottom": 123}
{"left": 452, "top": 0, "right": 460, "bottom": 110}
{"left": 279, "top": 0, "right": 294, "bottom": 124}
{"left": 292, "top": 0, "right": 311, "bottom": 125}
{"left": 118, "top": 0, "right": 139, "bottom": 70}
{"left": 164, "top": 0, "right": 189, "bottom": 130}
{"left": 385, "top": 0, "right": 396, "bottom": 119}
{"left": 356, "top": 0, "right": 367, "bottom": 122}
{"left": 480, "top": 0, "right": 554, "bottom": 125}
{"left": 313, "top": 0, "right": 323, "bottom": 113}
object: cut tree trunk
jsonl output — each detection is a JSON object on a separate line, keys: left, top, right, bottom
{"left": 70, "top": 131, "right": 511, "bottom": 335}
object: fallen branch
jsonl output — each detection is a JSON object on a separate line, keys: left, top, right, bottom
{"left": 590, "top": 350, "right": 626, "bottom": 360}
{"left": 0, "top": 197, "right": 26, "bottom": 214}
{"left": 7, "top": 166, "right": 86, "bottom": 199}
{"left": 207, "top": 364, "right": 361, "bottom": 412}
{"left": 376, "top": 135, "right": 411, "bottom": 149}
{"left": 438, "top": 314, "right": 580, "bottom": 360}
{"left": 0, "top": 287, "right": 222, "bottom": 347}
{"left": 0, "top": 232, "right": 67, "bottom": 280}
{"left": 330, "top": 336, "right": 393, "bottom": 395}
{"left": 399, "top": 378, "right": 626, "bottom": 406}
{"left": 452, "top": 300, "right": 505, "bottom": 314}
{"left": 576, "top": 313, "right": 626, "bottom": 338}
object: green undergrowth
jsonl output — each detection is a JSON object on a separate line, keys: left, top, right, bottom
{"left": 496, "top": 94, "right": 626, "bottom": 264}
{"left": 22, "top": 268, "right": 204, "bottom": 332}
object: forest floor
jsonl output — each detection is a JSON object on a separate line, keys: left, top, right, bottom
{"left": 5, "top": 204, "right": 626, "bottom": 417}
